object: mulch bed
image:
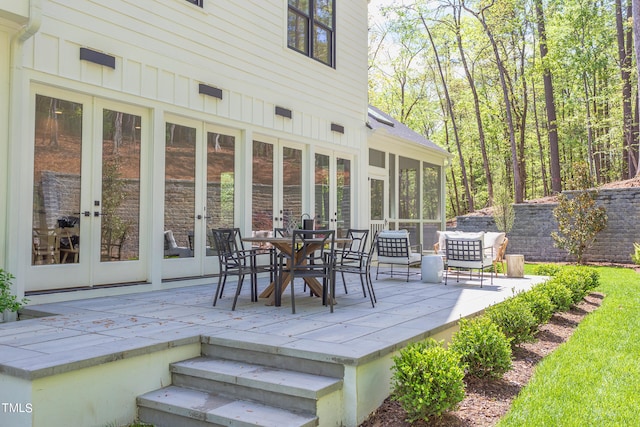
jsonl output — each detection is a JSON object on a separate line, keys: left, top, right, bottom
{"left": 359, "top": 292, "right": 604, "bottom": 427}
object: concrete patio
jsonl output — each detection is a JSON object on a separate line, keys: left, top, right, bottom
{"left": 0, "top": 270, "right": 546, "bottom": 427}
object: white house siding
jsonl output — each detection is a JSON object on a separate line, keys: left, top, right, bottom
{"left": 22, "top": 0, "right": 369, "bottom": 147}
{"left": 1, "top": 27, "right": 10, "bottom": 269}
{"left": 4, "top": 0, "right": 371, "bottom": 296}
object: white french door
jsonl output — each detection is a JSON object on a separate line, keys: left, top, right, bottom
{"left": 314, "top": 150, "right": 354, "bottom": 236}
{"left": 162, "top": 118, "right": 239, "bottom": 279}
{"left": 369, "top": 173, "right": 388, "bottom": 236}
{"left": 28, "top": 88, "right": 148, "bottom": 291}
{"left": 251, "top": 138, "right": 304, "bottom": 235}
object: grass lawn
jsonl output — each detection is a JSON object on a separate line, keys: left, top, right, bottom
{"left": 498, "top": 266, "right": 640, "bottom": 426}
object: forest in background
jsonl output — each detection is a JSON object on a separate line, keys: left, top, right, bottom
{"left": 368, "top": 0, "right": 640, "bottom": 219}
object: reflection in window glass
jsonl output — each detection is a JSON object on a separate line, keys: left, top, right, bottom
{"left": 336, "top": 158, "right": 351, "bottom": 235}
{"left": 423, "top": 162, "right": 441, "bottom": 221}
{"left": 32, "top": 95, "right": 83, "bottom": 265}
{"left": 315, "top": 154, "right": 330, "bottom": 229}
{"left": 313, "top": 26, "right": 331, "bottom": 65}
{"left": 399, "top": 156, "right": 420, "bottom": 220}
{"left": 287, "top": 0, "right": 334, "bottom": 66}
{"left": 370, "top": 179, "right": 384, "bottom": 221}
{"left": 389, "top": 153, "right": 396, "bottom": 218}
{"left": 164, "top": 123, "right": 196, "bottom": 258}
{"left": 315, "top": 0, "right": 333, "bottom": 27}
{"left": 207, "top": 132, "right": 235, "bottom": 230}
{"left": 283, "top": 147, "right": 303, "bottom": 231}
{"left": 369, "top": 148, "right": 385, "bottom": 168}
{"left": 101, "top": 109, "right": 141, "bottom": 262}
{"left": 252, "top": 141, "right": 274, "bottom": 233}
{"left": 207, "top": 132, "right": 235, "bottom": 254}
{"left": 287, "top": 9, "right": 308, "bottom": 54}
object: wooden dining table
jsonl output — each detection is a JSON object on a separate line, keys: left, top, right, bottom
{"left": 242, "top": 236, "right": 351, "bottom": 305}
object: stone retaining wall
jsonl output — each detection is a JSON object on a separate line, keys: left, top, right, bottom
{"left": 453, "top": 187, "right": 640, "bottom": 264}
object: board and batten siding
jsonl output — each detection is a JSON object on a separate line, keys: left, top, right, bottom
{"left": 22, "top": 0, "right": 368, "bottom": 148}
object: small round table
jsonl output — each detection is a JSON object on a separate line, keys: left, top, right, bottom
{"left": 421, "top": 255, "right": 444, "bottom": 283}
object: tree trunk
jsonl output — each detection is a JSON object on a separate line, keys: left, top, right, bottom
{"left": 422, "top": 17, "right": 474, "bottom": 212}
{"left": 634, "top": 0, "right": 640, "bottom": 175}
{"left": 534, "top": 0, "right": 561, "bottom": 193}
{"left": 464, "top": 2, "right": 523, "bottom": 203}
{"left": 452, "top": 2, "right": 493, "bottom": 205}
{"left": 616, "top": 0, "right": 635, "bottom": 178}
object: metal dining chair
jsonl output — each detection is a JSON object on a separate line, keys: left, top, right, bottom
{"left": 335, "top": 229, "right": 369, "bottom": 295}
{"left": 275, "top": 229, "right": 336, "bottom": 314}
{"left": 334, "top": 231, "right": 378, "bottom": 308}
{"left": 211, "top": 228, "right": 257, "bottom": 310}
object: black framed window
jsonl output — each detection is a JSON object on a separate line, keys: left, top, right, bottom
{"left": 288, "top": 0, "right": 335, "bottom": 67}
{"left": 186, "top": 0, "right": 203, "bottom": 7}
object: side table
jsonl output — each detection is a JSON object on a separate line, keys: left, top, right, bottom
{"left": 421, "top": 255, "right": 444, "bottom": 283}
{"left": 506, "top": 254, "right": 525, "bottom": 278}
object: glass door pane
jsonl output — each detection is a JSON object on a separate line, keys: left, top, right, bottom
{"left": 252, "top": 140, "right": 274, "bottom": 234}
{"left": 336, "top": 157, "right": 351, "bottom": 236}
{"left": 370, "top": 176, "right": 387, "bottom": 236}
{"left": 314, "top": 153, "right": 330, "bottom": 229}
{"left": 207, "top": 131, "right": 235, "bottom": 255}
{"left": 282, "top": 146, "right": 303, "bottom": 231}
{"left": 32, "top": 95, "right": 83, "bottom": 266}
{"left": 164, "top": 123, "right": 196, "bottom": 258}
{"left": 100, "top": 109, "right": 141, "bottom": 262}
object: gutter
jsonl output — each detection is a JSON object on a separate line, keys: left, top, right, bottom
{"left": 5, "top": 0, "right": 42, "bottom": 307}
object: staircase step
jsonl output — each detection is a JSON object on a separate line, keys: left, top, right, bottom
{"left": 138, "top": 385, "right": 318, "bottom": 427}
{"left": 172, "top": 357, "right": 342, "bottom": 411}
{"left": 201, "top": 339, "right": 344, "bottom": 378}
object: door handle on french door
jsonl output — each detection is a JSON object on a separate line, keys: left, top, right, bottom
{"left": 74, "top": 211, "right": 91, "bottom": 217}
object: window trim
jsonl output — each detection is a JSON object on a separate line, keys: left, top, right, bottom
{"left": 287, "top": 0, "right": 336, "bottom": 68}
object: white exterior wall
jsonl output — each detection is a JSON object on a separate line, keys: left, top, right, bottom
{"left": 5, "top": 0, "right": 371, "bottom": 297}
{"left": 1, "top": 28, "right": 9, "bottom": 270}
{"left": 22, "top": 0, "right": 368, "bottom": 146}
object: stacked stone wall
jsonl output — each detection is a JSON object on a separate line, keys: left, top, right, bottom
{"left": 454, "top": 187, "right": 640, "bottom": 264}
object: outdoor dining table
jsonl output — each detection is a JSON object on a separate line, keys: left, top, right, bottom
{"left": 242, "top": 235, "right": 351, "bottom": 305}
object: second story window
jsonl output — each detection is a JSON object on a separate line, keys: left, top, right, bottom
{"left": 287, "top": 0, "right": 335, "bottom": 67}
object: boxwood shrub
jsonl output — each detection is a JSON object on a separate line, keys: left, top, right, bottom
{"left": 551, "top": 266, "right": 599, "bottom": 304}
{"left": 514, "top": 288, "right": 555, "bottom": 325}
{"left": 534, "top": 280, "right": 573, "bottom": 312}
{"left": 391, "top": 339, "right": 465, "bottom": 423}
{"left": 485, "top": 297, "right": 538, "bottom": 346}
{"left": 532, "top": 263, "right": 563, "bottom": 277}
{"left": 449, "top": 316, "right": 512, "bottom": 379}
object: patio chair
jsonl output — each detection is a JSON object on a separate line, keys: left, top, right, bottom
{"left": 275, "top": 229, "right": 336, "bottom": 314}
{"left": 164, "top": 230, "right": 191, "bottom": 258}
{"left": 335, "top": 229, "right": 369, "bottom": 295}
{"left": 32, "top": 228, "right": 61, "bottom": 264}
{"left": 375, "top": 230, "right": 422, "bottom": 281}
{"left": 211, "top": 228, "right": 257, "bottom": 310}
{"left": 444, "top": 235, "right": 494, "bottom": 287}
{"left": 334, "top": 231, "right": 378, "bottom": 307}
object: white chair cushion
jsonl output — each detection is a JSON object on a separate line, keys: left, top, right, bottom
{"left": 164, "top": 230, "right": 177, "bottom": 249}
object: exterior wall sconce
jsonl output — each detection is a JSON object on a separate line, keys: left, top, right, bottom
{"left": 331, "top": 123, "right": 344, "bottom": 134}
{"left": 198, "top": 83, "right": 223, "bottom": 99}
{"left": 80, "top": 47, "right": 116, "bottom": 69}
{"left": 275, "top": 106, "right": 292, "bottom": 119}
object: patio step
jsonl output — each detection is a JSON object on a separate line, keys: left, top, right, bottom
{"left": 137, "top": 385, "right": 317, "bottom": 427}
{"left": 137, "top": 353, "right": 343, "bottom": 427}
